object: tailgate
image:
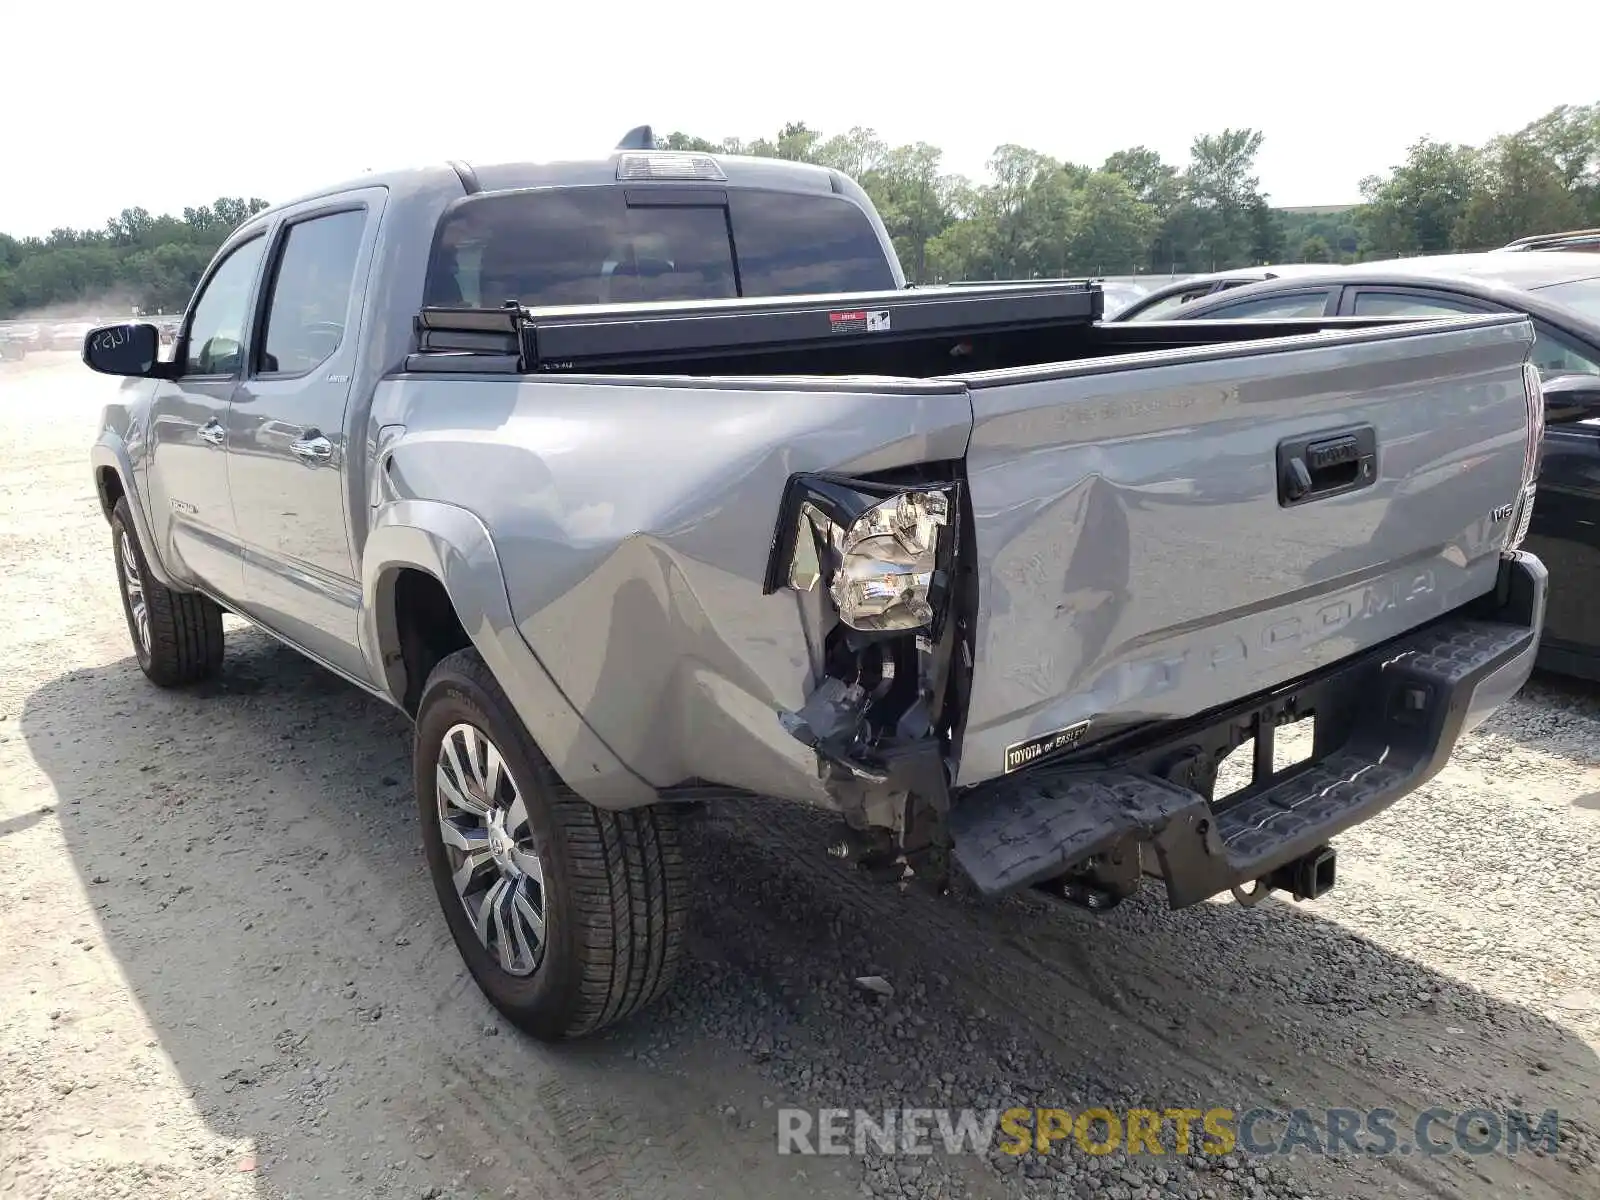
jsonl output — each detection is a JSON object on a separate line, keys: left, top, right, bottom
{"left": 952, "top": 315, "right": 1536, "bottom": 787}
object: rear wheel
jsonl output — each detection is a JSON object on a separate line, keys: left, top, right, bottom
{"left": 110, "top": 497, "right": 225, "bottom": 686}
{"left": 414, "top": 648, "right": 688, "bottom": 1040}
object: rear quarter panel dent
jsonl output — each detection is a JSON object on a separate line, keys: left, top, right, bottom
{"left": 373, "top": 375, "right": 971, "bottom": 801}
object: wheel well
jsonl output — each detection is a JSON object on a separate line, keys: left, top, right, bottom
{"left": 393, "top": 569, "right": 471, "bottom": 716}
{"left": 96, "top": 467, "right": 125, "bottom": 523}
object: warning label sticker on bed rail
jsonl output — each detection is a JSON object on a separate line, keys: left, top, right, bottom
{"left": 829, "top": 309, "right": 892, "bottom": 334}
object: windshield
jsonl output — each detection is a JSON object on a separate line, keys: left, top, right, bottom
{"left": 425, "top": 185, "right": 895, "bottom": 309}
{"left": 1532, "top": 277, "right": 1600, "bottom": 324}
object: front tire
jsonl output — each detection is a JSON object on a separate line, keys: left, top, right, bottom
{"left": 110, "top": 497, "right": 225, "bottom": 686}
{"left": 415, "top": 648, "right": 688, "bottom": 1040}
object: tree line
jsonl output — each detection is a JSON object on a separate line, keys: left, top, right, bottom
{"left": 0, "top": 198, "right": 271, "bottom": 320}
{"left": 2, "top": 102, "right": 1595, "bottom": 319}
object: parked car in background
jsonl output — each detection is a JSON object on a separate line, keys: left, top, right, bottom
{"left": 1110, "top": 264, "right": 1339, "bottom": 322}
{"left": 49, "top": 320, "right": 97, "bottom": 351}
{"left": 1498, "top": 228, "right": 1600, "bottom": 254}
{"left": 6, "top": 321, "right": 47, "bottom": 351}
{"left": 1152, "top": 251, "right": 1600, "bottom": 681}
{"left": 0, "top": 327, "right": 26, "bottom": 362}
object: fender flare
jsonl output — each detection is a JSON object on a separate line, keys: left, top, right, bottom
{"left": 359, "top": 499, "right": 659, "bottom": 810}
{"left": 90, "top": 433, "right": 184, "bottom": 591}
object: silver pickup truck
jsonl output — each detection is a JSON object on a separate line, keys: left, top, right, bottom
{"left": 83, "top": 139, "right": 1549, "bottom": 1041}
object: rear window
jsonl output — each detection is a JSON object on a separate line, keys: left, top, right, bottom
{"left": 425, "top": 185, "right": 893, "bottom": 309}
{"left": 727, "top": 189, "right": 897, "bottom": 296}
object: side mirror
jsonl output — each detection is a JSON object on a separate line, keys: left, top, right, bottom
{"left": 82, "top": 323, "right": 163, "bottom": 378}
{"left": 1542, "top": 372, "right": 1600, "bottom": 425}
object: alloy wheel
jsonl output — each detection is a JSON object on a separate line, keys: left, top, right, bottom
{"left": 435, "top": 722, "right": 547, "bottom": 976}
{"left": 119, "top": 529, "right": 151, "bottom": 656}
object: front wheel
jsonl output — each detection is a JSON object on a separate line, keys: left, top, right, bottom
{"left": 109, "top": 497, "right": 225, "bottom": 686}
{"left": 414, "top": 648, "right": 688, "bottom": 1040}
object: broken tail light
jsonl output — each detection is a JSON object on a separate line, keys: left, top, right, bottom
{"left": 766, "top": 474, "right": 958, "bottom": 635}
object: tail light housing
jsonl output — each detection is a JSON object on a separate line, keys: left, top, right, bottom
{"left": 1508, "top": 361, "right": 1545, "bottom": 550}
{"left": 765, "top": 473, "right": 960, "bottom": 635}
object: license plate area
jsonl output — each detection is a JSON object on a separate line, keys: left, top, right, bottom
{"left": 1059, "top": 644, "right": 1376, "bottom": 808}
{"left": 1213, "top": 712, "right": 1317, "bottom": 802}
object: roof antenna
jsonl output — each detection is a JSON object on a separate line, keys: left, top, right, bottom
{"left": 615, "top": 125, "right": 655, "bottom": 151}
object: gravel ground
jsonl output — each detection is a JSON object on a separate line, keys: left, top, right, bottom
{"left": 1, "top": 352, "right": 1597, "bottom": 1200}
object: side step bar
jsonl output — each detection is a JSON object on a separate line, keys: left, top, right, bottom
{"left": 949, "top": 554, "right": 1546, "bottom": 910}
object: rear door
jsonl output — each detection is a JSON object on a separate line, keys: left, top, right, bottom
{"left": 952, "top": 316, "right": 1535, "bottom": 787}
{"left": 227, "top": 191, "right": 382, "bottom": 677}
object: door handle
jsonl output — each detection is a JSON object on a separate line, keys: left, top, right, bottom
{"left": 290, "top": 433, "right": 334, "bottom": 465}
{"left": 1277, "top": 425, "right": 1378, "bottom": 506}
{"left": 198, "top": 419, "right": 225, "bottom": 447}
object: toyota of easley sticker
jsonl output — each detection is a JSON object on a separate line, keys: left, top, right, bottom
{"left": 828, "top": 308, "right": 892, "bottom": 334}
{"left": 1003, "top": 720, "right": 1091, "bottom": 773}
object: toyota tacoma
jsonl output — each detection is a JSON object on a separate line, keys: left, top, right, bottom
{"left": 82, "top": 131, "right": 1548, "bottom": 1040}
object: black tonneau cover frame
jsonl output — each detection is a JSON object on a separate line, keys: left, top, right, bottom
{"left": 407, "top": 280, "right": 1104, "bottom": 374}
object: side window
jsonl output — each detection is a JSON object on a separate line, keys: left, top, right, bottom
{"left": 1126, "top": 287, "right": 1214, "bottom": 322}
{"left": 1349, "top": 290, "right": 1487, "bottom": 317}
{"left": 1201, "top": 290, "right": 1334, "bottom": 319}
{"left": 1529, "top": 320, "right": 1600, "bottom": 379}
{"left": 183, "top": 236, "right": 267, "bottom": 375}
{"left": 259, "top": 209, "right": 367, "bottom": 376}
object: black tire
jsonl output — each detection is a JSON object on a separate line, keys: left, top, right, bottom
{"left": 415, "top": 647, "right": 688, "bottom": 1040}
{"left": 109, "top": 496, "right": 225, "bottom": 686}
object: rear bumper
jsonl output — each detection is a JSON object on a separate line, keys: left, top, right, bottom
{"left": 948, "top": 551, "right": 1546, "bottom": 908}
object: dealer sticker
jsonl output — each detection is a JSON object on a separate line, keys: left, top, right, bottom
{"left": 1003, "top": 720, "right": 1092, "bottom": 774}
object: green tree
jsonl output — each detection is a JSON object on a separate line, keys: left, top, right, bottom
{"left": 656, "top": 131, "right": 721, "bottom": 153}
{"left": 1300, "top": 234, "right": 1332, "bottom": 263}
{"left": 1180, "top": 128, "right": 1270, "bottom": 269}
{"left": 12, "top": 103, "right": 1600, "bottom": 318}
{"left": 0, "top": 197, "right": 268, "bottom": 318}
{"left": 1453, "top": 133, "right": 1586, "bottom": 248}
{"left": 1068, "top": 171, "right": 1159, "bottom": 274}
{"left": 1357, "top": 138, "right": 1484, "bottom": 257}
{"left": 867, "top": 142, "right": 954, "bottom": 284}
{"left": 1515, "top": 102, "right": 1600, "bottom": 207}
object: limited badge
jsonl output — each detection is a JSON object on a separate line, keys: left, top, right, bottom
{"left": 1003, "top": 720, "right": 1091, "bottom": 774}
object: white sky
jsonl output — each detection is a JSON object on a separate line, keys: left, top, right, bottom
{"left": 4, "top": 0, "right": 1596, "bottom": 237}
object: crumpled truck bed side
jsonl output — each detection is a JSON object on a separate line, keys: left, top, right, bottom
{"left": 373, "top": 374, "right": 972, "bottom": 806}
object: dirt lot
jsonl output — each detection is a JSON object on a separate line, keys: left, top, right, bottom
{"left": 1, "top": 351, "right": 1598, "bottom": 1200}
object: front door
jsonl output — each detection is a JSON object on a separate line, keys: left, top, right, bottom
{"left": 144, "top": 233, "right": 269, "bottom": 599}
{"left": 228, "top": 197, "right": 379, "bottom": 678}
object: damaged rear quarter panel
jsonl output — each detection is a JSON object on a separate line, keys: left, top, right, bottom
{"left": 379, "top": 373, "right": 972, "bottom": 804}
